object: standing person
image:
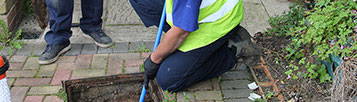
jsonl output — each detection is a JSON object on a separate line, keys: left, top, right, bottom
{"left": 39, "top": 0, "right": 113, "bottom": 64}
{"left": 130, "top": 0, "right": 261, "bottom": 92}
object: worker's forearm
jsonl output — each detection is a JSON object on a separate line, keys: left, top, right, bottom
{"left": 151, "top": 26, "right": 190, "bottom": 64}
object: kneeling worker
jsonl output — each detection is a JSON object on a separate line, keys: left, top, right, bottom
{"left": 130, "top": 0, "right": 260, "bottom": 92}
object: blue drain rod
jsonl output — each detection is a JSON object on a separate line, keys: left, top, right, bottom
{"left": 139, "top": 1, "right": 166, "bottom": 102}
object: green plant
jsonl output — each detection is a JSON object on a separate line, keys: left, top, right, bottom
{"left": 163, "top": 90, "right": 176, "bottom": 102}
{"left": 57, "top": 89, "right": 67, "bottom": 102}
{"left": 0, "top": 20, "right": 24, "bottom": 55}
{"left": 284, "top": 0, "right": 356, "bottom": 83}
{"left": 140, "top": 63, "right": 144, "bottom": 72}
{"left": 217, "top": 76, "right": 222, "bottom": 83}
{"left": 266, "top": 3, "right": 306, "bottom": 36}
{"left": 183, "top": 92, "right": 195, "bottom": 102}
{"left": 265, "top": 92, "right": 274, "bottom": 99}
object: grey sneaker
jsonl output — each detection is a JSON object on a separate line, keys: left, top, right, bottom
{"left": 38, "top": 41, "right": 71, "bottom": 65}
{"left": 228, "top": 26, "right": 261, "bottom": 67}
{"left": 82, "top": 29, "right": 113, "bottom": 47}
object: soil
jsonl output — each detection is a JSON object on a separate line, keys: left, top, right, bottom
{"left": 254, "top": 32, "right": 331, "bottom": 101}
{"left": 64, "top": 73, "right": 162, "bottom": 102}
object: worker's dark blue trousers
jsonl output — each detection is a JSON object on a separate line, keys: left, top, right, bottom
{"left": 45, "top": 0, "right": 103, "bottom": 44}
{"left": 130, "top": 0, "right": 238, "bottom": 92}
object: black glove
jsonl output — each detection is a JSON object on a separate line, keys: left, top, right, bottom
{"left": 143, "top": 55, "right": 160, "bottom": 89}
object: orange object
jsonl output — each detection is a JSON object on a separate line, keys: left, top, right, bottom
{"left": 0, "top": 56, "right": 7, "bottom": 80}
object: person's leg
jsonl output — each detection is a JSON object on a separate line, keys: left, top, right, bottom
{"left": 129, "top": 0, "right": 171, "bottom": 32}
{"left": 39, "top": 0, "right": 73, "bottom": 64}
{"left": 45, "top": 0, "right": 73, "bottom": 45}
{"left": 156, "top": 29, "right": 238, "bottom": 92}
{"left": 80, "top": 0, "right": 112, "bottom": 47}
{"left": 80, "top": 0, "right": 103, "bottom": 33}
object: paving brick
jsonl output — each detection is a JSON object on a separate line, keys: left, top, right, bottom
{"left": 0, "top": 46, "right": 12, "bottom": 56}
{"left": 97, "top": 46, "right": 113, "bottom": 54}
{"left": 91, "top": 54, "right": 108, "bottom": 69}
{"left": 28, "top": 86, "right": 62, "bottom": 95}
{"left": 111, "top": 53, "right": 141, "bottom": 60}
{"left": 6, "top": 70, "right": 36, "bottom": 78}
{"left": 32, "top": 44, "right": 46, "bottom": 56}
{"left": 195, "top": 91, "right": 223, "bottom": 101}
{"left": 7, "top": 78, "right": 15, "bottom": 87}
{"left": 232, "top": 63, "right": 249, "bottom": 71}
{"left": 72, "top": 69, "right": 105, "bottom": 77}
{"left": 24, "top": 96, "right": 44, "bottom": 102}
{"left": 14, "top": 78, "right": 51, "bottom": 86}
{"left": 144, "top": 41, "right": 155, "bottom": 52}
{"left": 211, "top": 78, "right": 221, "bottom": 91}
{"left": 224, "top": 99, "right": 251, "bottom": 102}
{"left": 44, "top": 96, "right": 63, "bottom": 102}
{"left": 81, "top": 44, "right": 98, "bottom": 54}
{"left": 11, "top": 87, "right": 29, "bottom": 102}
{"left": 185, "top": 80, "right": 212, "bottom": 91}
{"left": 129, "top": 42, "right": 144, "bottom": 53}
{"left": 75, "top": 54, "right": 92, "bottom": 69}
{"left": 57, "top": 56, "right": 76, "bottom": 63}
{"left": 221, "top": 80, "right": 250, "bottom": 90}
{"left": 51, "top": 70, "right": 72, "bottom": 85}
{"left": 107, "top": 59, "right": 123, "bottom": 75}
{"left": 177, "top": 91, "right": 196, "bottom": 102}
{"left": 15, "top": 45, "right": 34, "bottom": 56}
{"left": 9, "top": 62, "right": 24, "bottom": 70}
{"left": 23, "top": 57, "right": 40, "bottom": 69}
{"left": 64, "top": 44, "right": 82, "bottom": 56}
{"left": 113, "top": 42, "right": 129, "bottom": 53}
{"left": 124, "top": 67, "right": 140, "bottom": 73}
{"left": 9, "top": 55, "right": 27, "bottom": 63}
{"left": 125, "top": 59, "right": 144, "bottom": 67}
{"left": 141, "top": 52, "right": 151, "bottom": 59}
{"left": 37, "top": 64, "right": 57, "bottom": 77}
{"left": 221, "top": 71, "right": 250, "bottom": 80}
{"left": 222, "top": 89, "right": 252, "bottom": 99}
{"left": 57, "top": 63, "right": 76, "bottom": 71}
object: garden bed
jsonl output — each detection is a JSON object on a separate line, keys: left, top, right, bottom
{"left": 62, "top": 73, "right": 163, "bottom": 102}
{"left": 254, "top": 32, "right": 331, "bottom": 101}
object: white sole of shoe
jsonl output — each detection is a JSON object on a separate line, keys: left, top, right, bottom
{"left": 38, "top": 44, "right": 71, "bottom": 65}
{"left": 82, "top": 33, "right": 113, "bottom": 48}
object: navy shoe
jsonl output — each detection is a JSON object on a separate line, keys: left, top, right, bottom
{"left": 38, "top": 41, "right": 71, "bottom": 64}
{"left": 82, "top": 29, "right": 113, "bottom": 47}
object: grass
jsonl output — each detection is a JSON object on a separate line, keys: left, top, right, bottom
{"left": 57, "top": 89, "right": 67, "bottom": 102}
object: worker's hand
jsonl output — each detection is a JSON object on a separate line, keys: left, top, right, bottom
{"left": 143, "top": 55, "right": 160, "bottom": 89}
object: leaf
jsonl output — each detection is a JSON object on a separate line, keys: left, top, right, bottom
{"left": 285, "top": 69, "right": 293, "bottom": 75}
{"left": 307, "top": 68, "right": 315, "bottom": 74}
{"left": 293, "top": 74, "right": 298, "bottom": 80}
{"left": 294, "top": 66, "right": 299, "bottom": 71}
{"left": 299, "top": 57, "right": 306, "bottom": 64}
{"left": 265, "top": 92, "right": 274, "bottom": 98}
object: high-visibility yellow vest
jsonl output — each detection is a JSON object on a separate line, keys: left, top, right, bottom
{"left": 166, "top": 0, "right": 244, "bottom": 52}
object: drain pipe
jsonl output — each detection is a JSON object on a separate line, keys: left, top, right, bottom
{"left": 0, "top": 56, "right": 11, "bottom": 102}
{"left": 139, "top": 1, "right": 166, "bottom": 102}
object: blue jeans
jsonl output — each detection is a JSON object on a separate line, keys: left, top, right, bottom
{"left": 130, "top": 0, "right": 239, "bottom": 92}
{"left": 45, "top": 0, "right": 103, "bottom": 44}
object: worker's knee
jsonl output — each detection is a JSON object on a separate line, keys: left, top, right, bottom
{"left": 156, "top": 72, "right": 177, "bottom": 91}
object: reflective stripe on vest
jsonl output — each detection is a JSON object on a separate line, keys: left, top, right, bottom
{"left": 166, "top": 0, "right": 244, "bottom": 52}
{"left": 166, "top": 0, "right": 239, "bottom": 24}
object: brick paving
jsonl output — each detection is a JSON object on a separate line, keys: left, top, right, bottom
{"left": 5, "top": 53, "right": 255, "bottom": 102}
